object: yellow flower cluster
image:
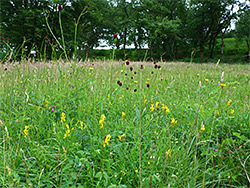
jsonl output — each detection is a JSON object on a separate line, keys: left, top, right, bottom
{"left": 165, "top": 149, "right": 171, "bottom": 158}
{"left": 227, "top": 99, "right": 232, "bottom": 107}
{"left": 24, "top": 126, "right": 29, "bottom": 138}
{"left": 150, "top": 104, "right": 154, "bottom": 112}
{"left": 61, "top": 112, "right": 66, "bottom": 123}
{"left": 229, "top": 109, "right": 234, "bottom": 115}
{"left": 200, "top": 124, "right": 205, "bottom": 132}
{"left": 63, "top": 124, "right": 70, "bottom": 139}
{"left": 162, "top": 104, "right": 170, "bottom": 113}
{"left": 103, "top": 134, "right": 111, "bottom": 147}
{"left": 171, "top": 118, "right": 177, "bottom": 126}
{"left": 122, "top": 112, "right": 126, "bottom": 118}
{"left": 215, "top": 110, "right": 220, "bottom": 116}
{"left": 99, "top": 114, "right": 105, "bottom": 130}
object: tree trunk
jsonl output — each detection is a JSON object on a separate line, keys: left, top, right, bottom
{"left": 150, "top": 40, "right": 155, "bottom": 61}
{"left": 200, "top": 42, "right": 204, "bottom": 58}
{"left": 221, "top": 32, "right": 225, "bottom": 57}
{"left": 247, "top": 40, "right": 250, "bottom": 60}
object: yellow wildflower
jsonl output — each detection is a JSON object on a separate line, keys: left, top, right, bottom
{"left": 121, "top": 170, "right": 126, "bottom": 176}
{"left": 147, "top": 78, "right": 150, "bottom": 81}
{"left": 227, "top": 99, "right": 232, "bottom": 107}
{"left": 220, "top": 84, "right": 226, "bottom": 88}
{"left": 215, "top": 110, "right": 220, "bottom": 116}
{"left": 200, "top": 124, "right": 205, "bottom": 132}
{"left": 109, "top": 101, "right": 112, "bottom": 106}
{"left": 103, "top": 134, "right": 111, "bottom": 147}
{"left": 121, "top": 70, "right": 124, "bottom": 73}
{"left": 118, "top": 134, "right": 125, "bottom": 141}
{"left": 155, "top": 102, "right": 159, "bottom": 108}
{"left": 135, "top": 170, "right": 138, "bottom": 173}
{"left": 99, "top": 114, "right": 105, "bottom": 130}
{"left": 134, "top": 81, "right": 138, "bottom": 84}
{"left": 148, "top": 161, "right": 150, "bottom": 165}
{"left": 171, "top": 118, "right": 177, "bottom": 126}
{"left": 61, "top": 112, "right": 66, "bottom": 123}
{"left": 205, "top": 79, "right": 208, "bottom": 82}
{"left": 24, "top": 126, "right": 29, "bottom": 138}
{"left": 229, "top": 109, "right": 234, "bottom": 115}
{"left": 90, "top": 68, "right": 94, "bottom": 71}
{"left": 122, "top": 112, "right": 126, "bottom": 118}
{"left": 197, "top": 74, "right": 200, "bottom": 77}
{"left": 165, "top": 149, "right": 171, "bottom": 158}
{"left": 150, "top": 104, "right": 154, "bottom": 112}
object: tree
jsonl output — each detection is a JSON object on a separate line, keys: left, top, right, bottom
{"left": 236, "top": 5, "right": 250, "bottom": 59}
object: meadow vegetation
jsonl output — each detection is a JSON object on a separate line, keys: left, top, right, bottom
{"left": 0, "top": 60, "right": 249, "bottom": 187}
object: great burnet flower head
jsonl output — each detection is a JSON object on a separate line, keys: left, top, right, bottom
{"left": 58, "top": 4, "right": 63, "bottom": 11}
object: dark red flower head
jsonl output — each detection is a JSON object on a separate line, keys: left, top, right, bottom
{"left": 147, "top": 84, "right": 150, "bottom": 88}
{"left": 126, "top": 60, "right": 129, "bottom": 65}
{"left": 7, "top": 37, "right": 9, "bottom": 40}
{"left": 92, "top": 56, "right": 95, "bottom": 59}
{"left": 0, "top": 36, "right": 3, "bottom": 40}
{"left": 158, "top": 65, "right": 161, "bottom": 69}
{"left": 58, "top": 5, "right": 63, "bottom": 12}
{"left": 154, "top": 64, "right": 158, "bottom": 69}
{"left": 130, "top": 67, "right": 133, "bottom": 71}
{"left": 113, "top": 34, "right": 118, "bottom": 39}
{"left": 140, "top": 65, "right": 144, "bottom": 69}
{"left": 163, "top": 59, "right": 166, "bottom": 62}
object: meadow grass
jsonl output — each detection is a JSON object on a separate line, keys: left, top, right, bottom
{"left": 0, "top": 60, "right": 249, "bottom": 187}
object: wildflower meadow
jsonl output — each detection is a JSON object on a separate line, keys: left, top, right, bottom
{"left": 0, "top": 59, "right": 249, "bottom": 187}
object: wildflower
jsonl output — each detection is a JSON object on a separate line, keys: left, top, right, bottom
{"left": 140, "top": 64, "right": 144, "bottom": 69}
{"left": 165, "top": 149, "right": 171, "bottom": 158}
{"left": 58, "top": 4, "right": 63, "bottom": 11}
{"left": 200, "top": 122, "right": 205, "bottom": 132}
{"left": 215, "top": 110, "right": 220, "bottom": 116}
{"left": 155, "top": 102, "right": 159, "bottom": 108}
{"left": 134, "top": 71, "right": 137, "bottom": 74}
{"left": 126, "top": 60, "right": 129, "bottom": 65}
{"left": 99, "top": 114, "right": 105, "bottom": 130}
{"left": 61, "top": 112, "right": 66, "bottom": 122}
{"left": 90, "top": 68, "right": 94, "bottom": 71}
{"left": 130, "top": 67, "right": 133, "bottom": 71}
{"left": 135, "top": 170, "right": 138, "bottom": 173}
{"left": 121, "top": 170, "right": 126, "bottom": 176}
{"left": 20, "top": 81, "right": 23, "bottom": 84}
{"left": 103, "top": 134, "right": 111, "bottom": 147}
{"left": 0, "top": 36, "right": 3, "bottom": 40}
{"left": 63, "top": 129, "right": 70, "bottom": 139}
{"left": 148, "top": 161, "right": 150, "bottom": 165}
{"left": 118, "top": 134, "right": 125, "bottom": 141}
{"left": 197, "top": 74, "right": 200, "bottom": 77}
{"left": 51, "top": 105, "right": 57, "bottom": 112}
{"left": 147, "top": 83, "right": 150, "bottom": 88}
{"left": 109, "top": 101, "right": 112, "bottom": 106}
{"left": 121, "top": 70, "right": 124, "bottom": 73}
{"left": 113, "top": 34, "right": 118, "bottom": 39}
{"left": 134, "top": 81, "right": 138, "bottom": 84}
{"left": 227, "top": 99, "right": 232, "bottom": 106}
{"left": 24, "top": 126, "right": 29, "bottom": 138}
{"left": 205, "top": 79, "right": 208, "bottom": 82}
{"left": 220, "top": 84, "right": 226, "bottom": 88}
{"left": 212, "top": 148, "right": 218, "bottom": 152}
{"left": 229, "top": 109, "right": 234, "bottom": 115}
{"left": 122, "top": 112, "right": 125, "bottom": 118}
{"left": 134, "top": 89, "right": 137, "bottom": 92}
{"left": 162, "top": 59, "right": 166, "bottom": 62}
{"left": 150, "top": 104, "right": 154, "bottom": 112}
{"left": 171, "top": 118, "right": 177, "bottom": 126}
{"left": 71, "top": 84, "right": 75, "bottom": 89}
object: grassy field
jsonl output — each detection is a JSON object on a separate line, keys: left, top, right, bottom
{"left": 0, "top": 60, "right": 250, "bottom": 187}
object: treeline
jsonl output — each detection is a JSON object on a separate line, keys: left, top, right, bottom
{"left": 0, "top": 0, "right": 250, "bottom": 61}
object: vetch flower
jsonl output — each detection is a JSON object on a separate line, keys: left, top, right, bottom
{"left": 61, "top": 112, "right": 66, "bottom": 122}
{"left": 200, "top": 122, "right": 205, "bottom": 132}
{"left": 229, "top": 109, "right": 234, "bottom": 115}
{"left": 150, "top": 104, "right": 154, "bottom": 112}
{"left": 103, "top": 134, "right": 111, "bottom": 147}
{"left": 99, "top": 114, "right": 105, "bottom": 130}
{"left": 23, "top": 126, "right": 29, "bottom": 138}
{"left": 171, "top": 118, "right": 177, "bottom": 126}
{"left": 51, "top": 105, "right": 57, "bottom": 112}
{"left": 227, "top": 99, "right": 232, "bottom": 106}
{"left": 118, "top": 134, "right": 125, "bottom": 141}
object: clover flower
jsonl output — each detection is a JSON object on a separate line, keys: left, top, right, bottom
{"left": 61, "top": 112, "right": 66, "bottom": 122}
{"left": 171, "top": 118, "right": 177, "bottom": 126}
{"left": 200, "top": 122, "right": 205, "bottom": 132}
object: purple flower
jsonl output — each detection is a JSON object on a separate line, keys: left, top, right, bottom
{"left": 71, "top": 84, "right": 75, "bottom": 89}
{"left": 193, "top": 85, "right": 195, "bottom": 87}
{"left": 126, "top": 60, "right": 130, "bottom": 65}
{"left": 140, "top": 64, "right": 144, "bottom": 69}
{"left": 162, "top": 59, "right": 166, "bottom": 62}
{"left": 51, "top": 105, "right": 57, "bottom": 112}
{"left": 212, "top": 148, "right": 218, "bottom": 152}
{"left": 130, "top": 67, "right": 133, "bottom": 71}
